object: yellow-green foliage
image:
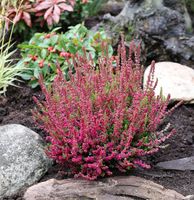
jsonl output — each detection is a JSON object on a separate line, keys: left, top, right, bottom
{"left": 0, "top": 1, "right": 26, "bottom": 94}
{"left": 0, "top": 0, "right": 16, "bottom": 29}
{"left": 0, "top": 0, "right": 17, "bottom": 17}
{"left": 0, "top": 24, "right": 24, "bottom": 94}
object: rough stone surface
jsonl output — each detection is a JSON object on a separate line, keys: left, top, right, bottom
{"left": 24, "top": 176, "right": 185, "bottom": 200}
{"left": 0, "top": 124, "right": 52, "bottom": 198}
{"left": 156, "top": 156, "right": 194, "bottom": 171}
{"left": 100, "top": 0, "right": 125, "bottom": 15}
{"left": 94, "top": 0, "right": 194, "bottom": 66}
{"left": 144, "top": 62, "right": 194, "bottom": 103}
{"left": 183, "top": 195, "right": 194, "bottom": 200}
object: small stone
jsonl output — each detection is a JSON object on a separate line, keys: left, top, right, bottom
{"left": 180, "top": 147, "right": 185, "bottom": 152}
{"left": 0, "top": 107, "right": 8, "bottom": 116}
{"left": 0, "top": 96, "right": 7, "bottom": 106}
{"left": 184, "top": 136, "right": 194, "bottom": 145}
{"left": 156, "top": 156, "right": 194, "bottom": 171}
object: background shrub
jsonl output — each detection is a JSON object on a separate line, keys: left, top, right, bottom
{"left": 17, "top": 24, "right": 113, "bottom": 88}
{"left": 33, "top": 39, "right": 177, "bottom": 180}
{"left": 61, "top": 0, "right": 105, "bottom": 26}
{"left": 4, "top": 0, "right": 104, "bottom": 41}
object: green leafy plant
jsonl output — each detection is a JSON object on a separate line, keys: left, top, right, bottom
{"left": 60, "top": 0, "right": 106, "bottom": 26}
{"left": 17, "top": 24, "right": 113, "bottom": 88}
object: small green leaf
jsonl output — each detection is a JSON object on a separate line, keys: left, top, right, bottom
{"left": 30, "top": 79, "right": 39, "bottom": 88}
{"left": 20, "top": 73, "right": 32, "bottom": 80}
{"left": 68, "top": 44, "right": 77, "bottom": 54}
{"left": 34, "top": 67, "right": 40, "bottom": 79}
{"left": 43, "top": 38, "right": 51, "bottom": 46}
{"left": 41, "top": 49, "right": 47, "bottom": 59}
{"left": 108, "top": 45, "right": 113, "bottom": 56}
{"left": 42, "top": 66, "right": 49, "bottom": 76}
{"left": 51, "top": 27, "right": 62, "bottom": 32}
{"left": 50, "top": 63, "right": 57, "bottom": 72}
{"left": 50, "top": 35, "right": 59, "bottom": 46}
{"left": 18, "top": 44, "right": 42, "bottom": 50}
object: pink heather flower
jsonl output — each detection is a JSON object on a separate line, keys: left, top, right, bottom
{"left": 33, "top": 37, "right": 179, "bottom": 180}
{"left": 133, "top": 160, "right": 151, "bottom": 169}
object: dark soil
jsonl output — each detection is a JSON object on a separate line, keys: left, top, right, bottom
{"left": 1, "top": 83, "right": 194, "bottom": 199}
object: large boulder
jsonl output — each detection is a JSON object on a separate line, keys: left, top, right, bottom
{"left": 23, "top": 176, "right": 186, "bottom": 200}
{"left": 93, "top": 0, "right": 194, "bottom": 66}
{"left": 144, "top": 62, "right": 194, "bottom": 103}
{"left": 0, "top": 124, "right": 52, "bottom": 198}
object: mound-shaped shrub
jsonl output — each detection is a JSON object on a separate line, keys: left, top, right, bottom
{"left": 33, "top": 39, "right": 177, "bottom": 180}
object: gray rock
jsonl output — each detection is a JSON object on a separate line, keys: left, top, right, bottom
{"left": 24, "top": 176, "right": 185, "bottom": 200}
{"left": 94, "top": 0, "right": 194, "bottom": 67}
{"left": 0, "top": 124, "right": 52, "bottom": 198}
{"left": 156, "top": 156, "right": 194, "bottom": 171}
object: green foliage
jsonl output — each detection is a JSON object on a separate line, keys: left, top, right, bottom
{"left": 60, "top": 0, "right": 106, "bottom": 26}
{"left": 84, "top": 0, "right": 106, "bottom": 17}
{"left": 0, "top": 25, "right": 24, "bottom": 94}
{"left": 17, "top": 24, "right": 113, "bottom": 88}
{"left": 186, "top": 0, "right": 194, "bottom": 13}
{"left": 12, "top": 21, "right": 44, "bottom": 42}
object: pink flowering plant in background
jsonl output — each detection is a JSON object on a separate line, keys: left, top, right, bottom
{"left": 4, "top": 0, "right": 92, "bottom": 40}
{"left": 33, "top": 38, "right": 178, "bottom": 180}
{"left": 5, "top": 0, "right": 76, "bottom": 28}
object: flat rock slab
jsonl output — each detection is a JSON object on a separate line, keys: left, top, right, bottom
{"left": 156, "top": 156, "right": 194, "bottom": 171}
{"left": 144, "top": 62, "right": 194, "bottom": 103}
{"left": 24, "top": 176, "right": 185, "bottom": 200}
{"left": 0, "top": 124, "right": 52, "bottom": 198}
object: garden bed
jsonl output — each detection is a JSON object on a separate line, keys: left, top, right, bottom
{"left": 1, "top": 83, "right": 194, "bottom": 199}
{"left": 1, "top": 1, "right": 194, "bottom": 198}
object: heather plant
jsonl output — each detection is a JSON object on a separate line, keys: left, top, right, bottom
{"left": 17, "top": 24, "right": 113, "bottom": 88}
{"left": 33, "top": 38, "right": 178, "bottom": 180}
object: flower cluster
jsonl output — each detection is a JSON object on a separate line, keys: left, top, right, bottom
{"left": 33, "top": 38, "right": 177, "bottom": 180}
